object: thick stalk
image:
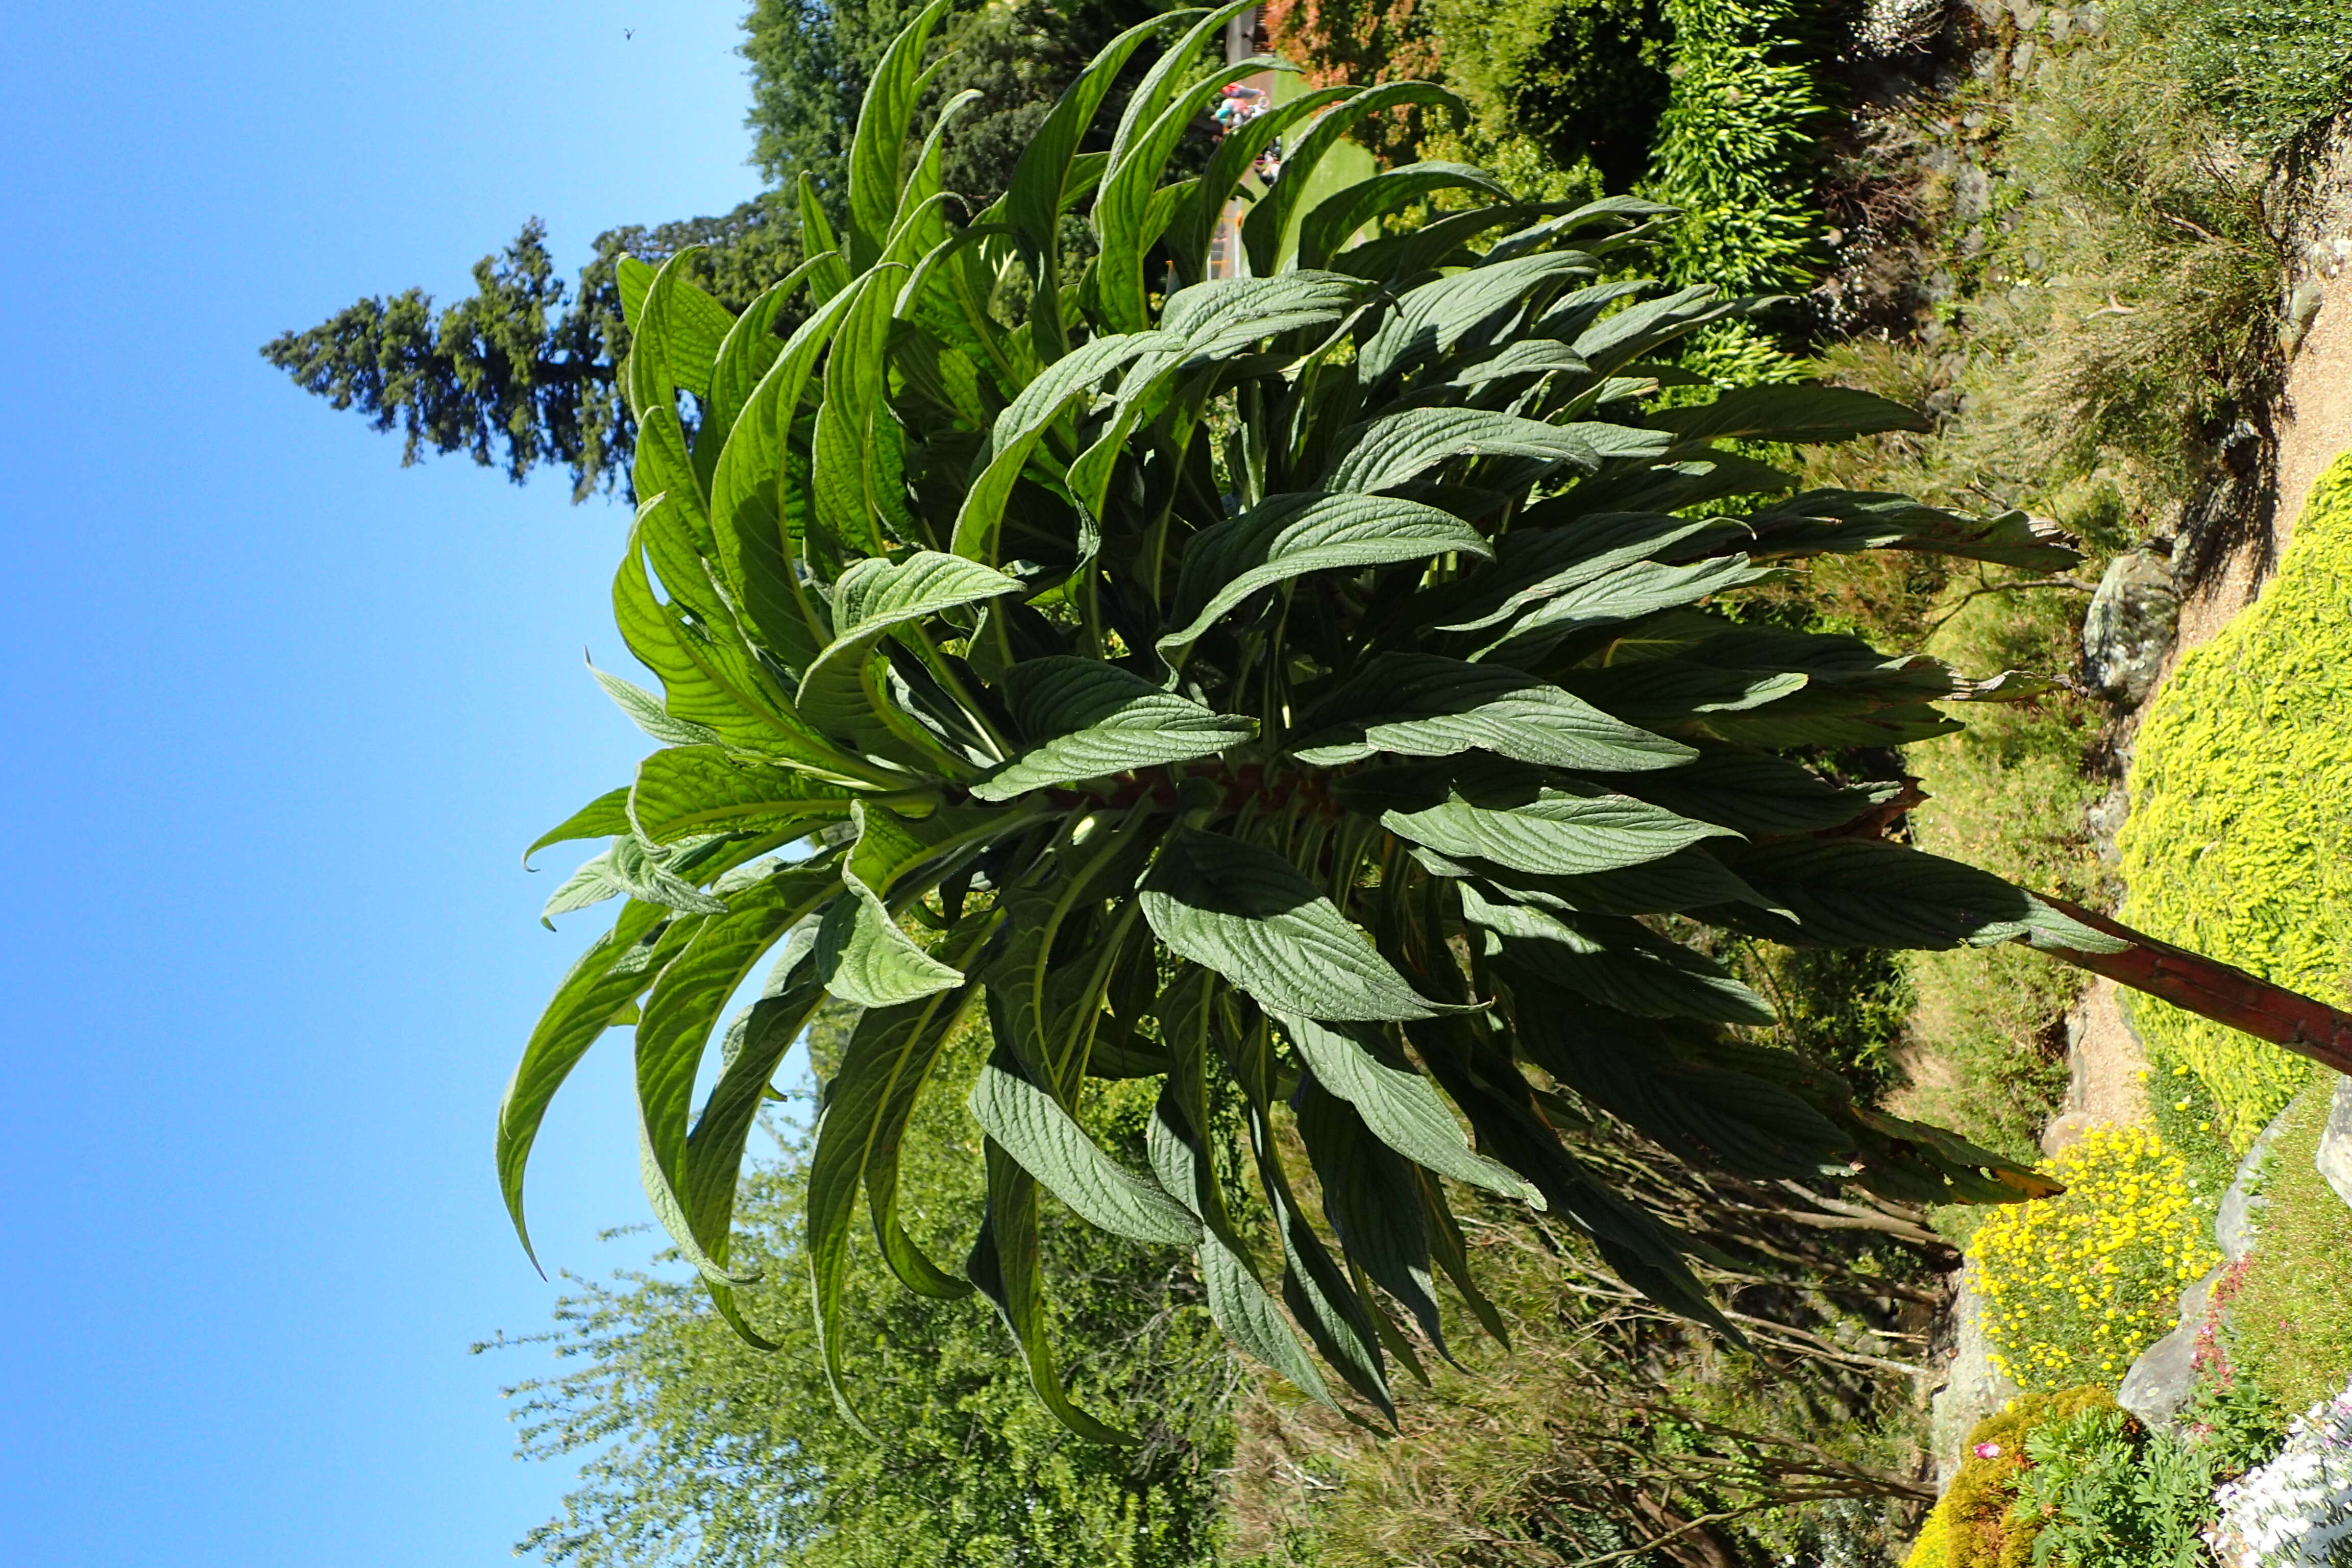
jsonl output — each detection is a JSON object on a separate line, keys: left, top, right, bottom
{"left": 2035, "top": 895, "right": 2352, "bottom": 1073}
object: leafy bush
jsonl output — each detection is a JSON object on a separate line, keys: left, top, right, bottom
{"left": 1971, "top": 1123, "right": 2218, "bottom": 1390}
{"left": 501, "top": 1014, "right": 1235, "bottom": 1568}
{"left": 1647, "top": 0, "right": 1822, "bottom": 299}
{"left": 2008, "top": 1404, "right": 2213, "bottom": 1568}
{"left": 492, "top": 6, "right": 2351, "bottom": 1454}
{"left": 1907, "top": 1386, "right": 2115, "bottom": 1568}
{"left": 2145, "top": 0, "right": 2352, "bottom": 156}
{"left": 1421, "top": 0, "right": 1669, "bottom": 189}
{"left": 2119, "top": 452, "right": 2352, "bottom": 1149}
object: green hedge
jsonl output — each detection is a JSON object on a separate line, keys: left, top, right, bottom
{"left": 2118, "top": 450, "right": 2352, "bottom": 1148}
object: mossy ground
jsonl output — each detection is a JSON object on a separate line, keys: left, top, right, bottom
{"left": 2224, "top": 1081, "right": 2352, "bottom": 1414}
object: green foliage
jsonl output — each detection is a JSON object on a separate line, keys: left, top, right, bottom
{"left": 2144, "top": 0, "right": 2352, "bottom": 155}
{"left": 2007, "top": 1405, "right": 2213, "bottom": 1568}
{"left": 2119, "top": 452, "right": 2352, "bottom": 1149}
{"left": 1228, "top": 1120, "right": 1941, "bottom": 1567}
{"left": 1908, "top": 1378, "right": 2284, "bottom": 1568}
{"left": 1912, "top": 1387, "right": 2114, "bottom": 1568}
{"left": 1971, "top": 1123, "right": 2217, "bottom": 1391}
{"left": 2224, "top": 1081, "right": 2352, "bottom": 1414}
{"left": 1421, "top": 0, "right": 1668, "bottom": 190}
{"left": 497, "top": 9, "right": 2155, "bottom": 1438}
{"left": 1646, "top": 0, "right": 1822, "bottom": 300}
{"left": 499, "top": 1013, "right": 1235, "bottom": 1567}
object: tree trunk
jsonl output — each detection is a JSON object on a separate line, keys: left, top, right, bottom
{"left": 2037, "top": 896, "right": 2352, "bottom": 1074}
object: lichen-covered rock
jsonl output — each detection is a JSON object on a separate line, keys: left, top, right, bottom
{"left": 2117, "top": 1265, "right": 2220, "bottom": 1426}
{"left": 2081, "top": 549, "right": 2179, "bottom": 705}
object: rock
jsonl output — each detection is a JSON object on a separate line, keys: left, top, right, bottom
{"left": 2119, "top": 1265, "right": 2221, "bottom": 1427}
{"left": 2316, "top": 1074, "right": 2352, "bottom": 1210}
{"left": 2218, "top": 1102, "right": 2294, "bottom": 1262}
{"left": 2086, "top": 781, "right": 2129, "bottom": 866}
{"left": 2041, "top": 1109, "right": 2094, "bottom": 1156}
{"left": 1931, "top": 1265, "right": 2022, "bottom": 1488}
{"left": 2081, "top": 550, "right": 2180, "bottom": 706}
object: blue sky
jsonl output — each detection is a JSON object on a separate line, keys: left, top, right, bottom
{"left": 0, "top": 4, "right": 772, "bottom": 1561}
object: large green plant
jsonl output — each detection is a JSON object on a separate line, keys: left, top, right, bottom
{"left": 498, "top": 2, "right": 2352, "bottom": 1436}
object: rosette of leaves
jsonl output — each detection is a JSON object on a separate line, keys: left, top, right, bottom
{"left": 496, "top": 3, "right": 2352, "bottom": 1437}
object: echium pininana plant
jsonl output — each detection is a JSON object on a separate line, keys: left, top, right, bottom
{"left": 497, "top": 1, "right": 2352, "bottom": 1436}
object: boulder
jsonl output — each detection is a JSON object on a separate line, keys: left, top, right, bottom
{"left": 2082, "top": 549, "right": 2180, "bottom": 706}
{"left": 2218, "top": 1103, "right": 2293, "bottom": 1263}
{"left": 1931, "top": 1265, "right": 2022, "bottom": 1488}
{"left": 2317, "top": 1073, "right": 2352, "bottom": 1211}
{"left": 2118, "top": 1265, "right": 2220, "bottom": 1427}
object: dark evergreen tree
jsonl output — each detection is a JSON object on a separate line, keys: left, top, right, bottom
{"left": 266, "top": 0, "right": 1175, "bottom": 499}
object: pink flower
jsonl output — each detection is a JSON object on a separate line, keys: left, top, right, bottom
{"left": 1972, "top": 1442, "right": 2002, "bottom": 1460}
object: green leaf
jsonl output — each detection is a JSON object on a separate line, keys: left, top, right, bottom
{"left": 971, "top": 657, "right": 1255, "bottom": 800}
{"left": 628, "top": 746, "right": 863, "bottom": 846}
{"left": 844, "top": 0, "right": 952, "bottom": 269}
{"left": 635, "top": 862, "right": 838, "bottom": 1283}
{"left": 798, "top": 174, "right": 855, "bottom": 304}
{"left": 626, "top": 247, "right": 736, "bottom": 415}
{"left": 1293, "top": 1079, "right": 1453, "bottom": 1357}
{"left": 1240, "top": 81, "right": 1464, "bottom": 276}
{"left": 968, "top": 1046, "right": 1199, "bottom": 1245}
{"left": 948, "top": 330, "right": 1186, "bottom": 561}
{"left": 543, "top": 836, "right": 732, "bottom": 924}
{"left": 1358, "top": 251, "right": 1598, "bottom": 383}
{"left": 813, "top": 264, "right": 913, "bottom": 554}
{"left": 1165, "top": 86, "right": 1354, "bottom": 278}
{"left": 589, "top": 662, "right": 722, "bottom": 748}
{"left": 1422, "top": 512, "right": 1735, "bottom": 635}
{"left": 1139, "top": 825, "right": 1463, "bottom": 1021}
{"left": 796, "top": 551, "right": 1021, "bottom": 756}
{"left": 969, "top": 1142, "right": 1138, "bottom": 1442}
{"left": 1276, "top": 1014, "right": 1541, "bottom": 1204}
{"left": 807, "top": 982, "right": 984, "bottom": 1427}
{"left": 1608, "top": 749, "right": 1888, "bottom": 837}
{"left": 1093, "top": 4, "right": 1267, "bottom": 328}
{"left": 1456, "top": 884, "right": 1775, "bottom": 1024}
{"left": 1412, "top": 840, "right": 1770, "bottom": 918}
{"left": 1741, "top": 489, "right": 2082, "bottom": 572}
{"left": 525, "top": 786, "right": 631, "bottom": 867}
{"left": 1508, "top": 986, "right": 1851, "bottom": 1180}
{"left": 708, "top": 274, "right": 880, "bottom": 674}
{"left": 1003, "top": 12, "right": 1173, "bottom": 257}
{"left": 1146, "top": 1088, "right": 1336, "bottom": 1408}
{"left": 1478, "top": 555, "right": 1778, "bottom": 664}
{"left": 1296, "top": 162, "right": 1513, "bottom": 271}
{"left": 1569, "top": 284, "right": 1748, "bottom": 376}
{"left": 814, "top": 884, "right": 962, "bottom": 1007}
{"left": 1708, "top": 838, "right": 2125, "bottom": 952}
{"left": 1385, "top": 785, "right": 1737, "bottom": 878}
{"left": 1160, "top": 493, "right": 1490, "bottom": 660}
{"left": 1290, "top": 653, "right": 1690, "bottom": 771}
{"left": 1324, "top": 408, "right": 1599, "bottom": 494}
{"left": 1650, "top": 384, "right": 1930, "bottom": 446}
{"left": 497, "top": 901, "right": 688, "bottom": 1268}
{"left": 1160, "top": 270, "right": 1374, "bottom": 362}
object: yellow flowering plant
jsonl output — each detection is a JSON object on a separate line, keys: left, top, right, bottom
{"left": 1972, "top": 1124, "right": 2217, "bottom": 1390}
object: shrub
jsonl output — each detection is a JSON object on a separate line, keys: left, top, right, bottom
{"left": 2008, "top": 1404, "right": 2213, "bottom": 1568}
{"left": 1910, "top": 1386, "right": 2116, "bottom": 1568}
{"left": 2119, "top": 452, "right": 2352, "bottom": 1149}
{"left": 1420, "top": 0, "right": 1669, "bottom": 189}
{"left": 1972, "top": 1123, "right": 2218, "bottom": 1390}
{"left": 2143, "top": 0, "right": 2352, "bottom": 156}
{"left": 1646, "top": 0, "right": 1822, "bottom": 299}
